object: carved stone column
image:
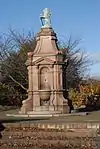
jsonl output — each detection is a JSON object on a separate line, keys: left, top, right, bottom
{"left": 32, "top": 65, "right": 40, "bottom": 111}
{"left": 27, "top": 65, "right": 33, "bottom": 98}
{"left": 49, "top": 65, "right": 55, "bottom": 111}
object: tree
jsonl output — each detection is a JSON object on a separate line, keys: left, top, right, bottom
{"left": 58, "top": 37, "right": 92, "bottom": 90}
{"left": 0, "top": 30, "right": 36, "bottom": 105}
{"left": 0, "top": 30, "right": 91, "bottom": 106}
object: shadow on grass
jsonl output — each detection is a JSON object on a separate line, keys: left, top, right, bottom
{"left": 1, "top": 117, "right": 50, "bottom": 123}
{"left": 78, "top": 106, "right": 100, "bottom": 112}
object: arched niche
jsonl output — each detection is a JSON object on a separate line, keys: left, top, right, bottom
{"left": 39, "top": 67, "right": 51, "bottom": 90}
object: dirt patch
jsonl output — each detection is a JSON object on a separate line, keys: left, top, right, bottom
{"left": 0, "top": 127, "right": 97, "bottom": 149}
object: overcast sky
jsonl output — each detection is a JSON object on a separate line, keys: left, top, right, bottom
{"left": 0, "top": 0, "right": 100, "bottom": 76}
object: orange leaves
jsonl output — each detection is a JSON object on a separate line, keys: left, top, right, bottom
{"left": 69, "top": 80, "right": 100, "bottom": 107}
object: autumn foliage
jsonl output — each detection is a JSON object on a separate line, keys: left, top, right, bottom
{"left": 69, "top": 79, "right": 100, "bottom": 108}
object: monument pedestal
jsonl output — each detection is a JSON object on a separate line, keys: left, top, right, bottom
{"left": 20, "top": 9, "right": 69, "bottom": 116}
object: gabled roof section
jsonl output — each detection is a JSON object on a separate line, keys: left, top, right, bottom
{"left": 32, "top": 57, "right": 55, "bottom": 65}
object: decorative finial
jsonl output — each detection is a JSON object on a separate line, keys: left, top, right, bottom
{"left": 40, "top": 8, "right": 52, "bottom": 28}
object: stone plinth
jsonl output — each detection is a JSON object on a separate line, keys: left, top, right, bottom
{"left": 20, "top": 27, "right": 69, "bottom": 115}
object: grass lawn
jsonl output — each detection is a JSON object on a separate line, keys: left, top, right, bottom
{"left": 0, "top": 108, "right": 100, "bottom": 123}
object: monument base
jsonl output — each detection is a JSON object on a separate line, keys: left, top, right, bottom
{"left": 20, "top": 104, "right": 69, "bottom": 115}
{"left": 27, "top": 110, "right": 62, "bottom": 115}
{"left": 6, "top": 104, "right": 69, "bottom": 118}
{"left": 6, "top": 113, "right": 69, "bottom": 118}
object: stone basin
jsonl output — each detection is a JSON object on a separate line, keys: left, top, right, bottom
{"left": 39, "top": 90, "right": 51, "bottom": 101}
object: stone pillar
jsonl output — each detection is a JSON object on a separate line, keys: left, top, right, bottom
{"left": 27, "top": 65, "right": 33, "bottom": 98}
{"left": 52, "top": 64, "right": 58, "bottom": 111}
{"left": 59, "top": 65, "right": 63, "bottom": 89}
{"left": 32, "top": 66, "right": 40, "bottom": 111}
{"left": 19, "top": 65, "right": 33, "bottom": 114}
{"left": 56, "top": 64, "right": 62, "bottom": 110}
{"left": 49, "top": 65, "right": 55, "bottom": 111}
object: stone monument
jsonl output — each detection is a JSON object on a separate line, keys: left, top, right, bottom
{"left": 20, "top": 8, "right": 69, "bottom": 115}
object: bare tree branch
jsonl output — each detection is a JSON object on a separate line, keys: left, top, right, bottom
{"left": 8, "top": 75, "right": 27, "bottom": 91}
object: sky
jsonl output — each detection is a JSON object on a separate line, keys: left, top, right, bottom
{"left": 0, "top": 0, "right": 100, "bottom": 77}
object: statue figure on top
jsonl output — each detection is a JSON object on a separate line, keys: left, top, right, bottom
{"left": 40, "top": 8, "right": 52, "bottom": 28}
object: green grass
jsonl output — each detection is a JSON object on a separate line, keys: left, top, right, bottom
{"left": 0, "top": 108, "right": 100, "bottom": 123}
{"left": 0, "top": 108, "right": 51, "bottom": 123}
